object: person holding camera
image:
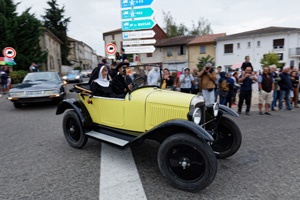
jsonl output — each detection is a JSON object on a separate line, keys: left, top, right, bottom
{"left": 238, "top": 66, "right": 258, "bottom": 115}
{"left": 199, "top": 63, "right": 217, "bottom": 105}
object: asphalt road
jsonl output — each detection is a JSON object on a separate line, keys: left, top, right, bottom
{"left": 1, "top": 79, "right": 300, "bottom": 200}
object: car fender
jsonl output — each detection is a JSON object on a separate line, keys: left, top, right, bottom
{"left": 219, "top": 105, "right": 239, "bottom": 117}
{"left": 139, "top": 119, "right": 214, "bottom": 143}
{"left": 56, "top": 99, "right": 92, "bottom": 126}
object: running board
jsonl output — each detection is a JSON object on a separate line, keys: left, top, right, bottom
{"left": 85, "top": 130, "right": 132, "bottom": 147}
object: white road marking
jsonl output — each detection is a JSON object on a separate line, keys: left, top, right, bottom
{"left": 99, "top": 143, "right": 147, "bottom": 200}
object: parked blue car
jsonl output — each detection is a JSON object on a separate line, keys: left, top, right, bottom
{"left": 63, "top": 70, "right": 83, "bottom": 83}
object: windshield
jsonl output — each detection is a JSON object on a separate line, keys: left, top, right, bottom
{"left": 23, "top": 72, "right": 60, "bottom": 82}
{"left": 67, "top": 70, "right": 80, "bottom": 75}
{"left": 122, "top": 65, "right": 162, "bottom": 90}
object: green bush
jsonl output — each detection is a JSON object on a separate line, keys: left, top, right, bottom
{"left": 73, "top": 66, "right": 82, "bottom": 71}
{"left": 10, "top": 70, "right": 29, "bottom": 84}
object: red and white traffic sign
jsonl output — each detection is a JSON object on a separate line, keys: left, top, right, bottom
{"left": 106, "top": 44, "right": 117, "bottom": 55}
{"left": 3, "top": 47, "right": 16, "bottom": 59}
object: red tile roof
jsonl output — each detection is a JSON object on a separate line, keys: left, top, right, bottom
{"left": 188, "top": 33, "right": 226, "bottom": 45}
{"left": 155, "top": 35, "right": 197, "bottom": 47}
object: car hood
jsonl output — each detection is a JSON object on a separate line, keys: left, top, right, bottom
{"left": 146, "top": 89, "right": 195, "bottom": 108}
{"left": 10, "top": 81, "right": 60, "bottom": 91}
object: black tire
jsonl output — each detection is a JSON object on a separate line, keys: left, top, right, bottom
{"left": 158, "top": 133, "right": 217, "bottom": 192}
{"left": 211, "top": 116, "right": 242, "bottom": 159}
{"left": 13, "top": 102, "right": 22, "bottom": 108}
{"left": 62, "top": 110, "right": 88, "bottom": 149}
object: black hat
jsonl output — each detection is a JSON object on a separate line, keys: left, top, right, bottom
{"left": 115, "top": 62, "right": 130, "bottom": 71}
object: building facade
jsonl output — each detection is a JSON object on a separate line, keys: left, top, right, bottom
{"left": 216, "top": 27, "right": 300, "bottom": 71}
{"left": 188, "top": 33, "right": 226, "bottom": 69}
{"left": 103, "top": 24, "right": 167, "bottom": 63}
{"left": 39, "top": 27, "right": 62, "bottom": 73}
{"left": 68, "top": 37, "right": 99, "bottom": 70}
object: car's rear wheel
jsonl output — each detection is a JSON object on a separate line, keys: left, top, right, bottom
{"left": 63, "top": 110, "right": 87, "bottom": 148}
{"left": 211, "top": 116, "right": 242, "bottom": 159}
{"left": 158, "top": 133, "right": 217, "bottom": 192}
{"left": 13, "top": 102, "right": 22, "bottom": 108}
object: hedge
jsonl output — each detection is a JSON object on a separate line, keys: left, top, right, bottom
{"left": 10, "top": 70, "right": 29, "bottom": 84}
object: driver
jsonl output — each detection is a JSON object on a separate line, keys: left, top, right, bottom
{"left": 111, "top": 62, "right": 133, "bottom": 96}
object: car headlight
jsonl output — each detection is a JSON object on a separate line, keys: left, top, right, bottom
{"left": 63, "top": 76, "right": 67, "bottom": 79}
{"left": 44, "top": 89, "right": 59, "bottom": 95}
{"left": 9, "top": 91, "right": 25, "bottom": 97}
{"left": 190, "top": 96, "right": 204, "bottom": 110}
{"left": 187, "top": 107, "right": 201, "bottom": 125}
{"left": 213, "top": 103, "right": 219, "bottom": 117}
{"left": 75, "top": 76, "right": 80, "bottom": 79}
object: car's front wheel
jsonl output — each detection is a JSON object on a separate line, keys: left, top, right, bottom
{"left": 158, "top": 133, "right": 217, "bottom": 192}
{"left": 211, "top": 116, "right": 242, "bottom": 159}
{"left": 63, "top": 110, "right": 87, "bottom": 148}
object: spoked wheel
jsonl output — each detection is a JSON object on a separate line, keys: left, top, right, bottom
{"left": 158, "top": 133, "right": 217, "bottom": 192}
{"left": 211, "top": 116, "right": 242, "bottom": 159}
{"left": 63, "top": 110, "right": 87, "bottom": 148}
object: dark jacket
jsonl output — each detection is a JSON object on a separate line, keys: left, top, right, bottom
{"left": 88, "top": 65, "right": 101, "bottom": 85}
{"left": 91, "top": 82, "right": 124, "bottom": 98}
{"left": 241, "top": 62, "right": 253, "bottom": 71}
{"left": 279, "top": 72, "right": 292, "bottom": 91}
{"left": 111, "top": 73, "right": 132, "bottom": 95}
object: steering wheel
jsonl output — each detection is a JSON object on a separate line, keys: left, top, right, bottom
{"left": 132, "top": 76, "right": 146, "bottom": 89}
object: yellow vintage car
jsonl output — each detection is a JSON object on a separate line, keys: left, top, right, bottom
{"left": 56, "top": 64, "right": 241, "bottom": 192}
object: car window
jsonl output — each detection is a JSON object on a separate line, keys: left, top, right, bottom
{"left": 67, "top": 70, "right": 80, "bottom": 75}
{"left": 23, "top": 73, "right": 59, "bottom": 82}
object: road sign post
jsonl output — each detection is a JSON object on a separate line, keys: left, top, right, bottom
{"left": 124, "top": 46, "right": 156, "bottom": 54}
{"left": 121, "top": 0, "right": 155, "bottom": 8}
{"left": 122, "top": 8, "right": 154, "bottom": 20}
{"left": 122, "top": 30, "right": 156, "bottom": 39}
{"left": 122, "top": 19, "right": 155, "bottom": 31}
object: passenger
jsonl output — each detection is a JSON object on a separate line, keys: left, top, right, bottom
{"left": 147, "top": 67, "right": 160, "bottom": 85}
{"left": 91, "top": 66, "right": 123, "bottom": 98}
{"left": 111, "top": 62, "right": 133, "bottom": 96}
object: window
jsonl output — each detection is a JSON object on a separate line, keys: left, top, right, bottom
{"left": 257, "top": 41, "right": 261, "bottom": 47}
{"left": 200, "top": 46, "right": 206, "bottom": 54}
{"left": 247, "top": 42, "right": 251, "bottom": 48}
{"left": 167, "top": 47, "right": 173, "bottom": 57}
{"left": 224, "top": 44, "right": 233, "bottom": 54}
{"left": 277, "top": 53, "right": 283, "bottom": 60}
{"left": 290, "top": 60, "right": 295, "bottom": 67}
{"left": 273, "top": 39, "right": 284, "bottom": 49}
{"left": 178, "top": 46, "right": 186, "bottom": 55}
{"left": 147, "top": 53, "right": 152, "bottom": 57}
{"left": 112, "top": 34, "right": 115, "bottom": 40}
{"left": 237, "top": 43, "right": 240, "bottom": 49}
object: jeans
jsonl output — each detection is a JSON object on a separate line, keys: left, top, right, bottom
{"left": 215, "top": 88, "right": 219, "bottom": 102}
{"left": 219, "top": 96, "right": 226, "bottom": 105}
{"left": 279, "top": 89, "right": 292, "bottom": 110}
{"left": 271, "top": 90, "right": 278, "bottom": 110}
{"left": 238, "top": 90, "right": 252, "bottom": 113}
{"left": 202, "top": 89, "right": 215, "bottom": 106}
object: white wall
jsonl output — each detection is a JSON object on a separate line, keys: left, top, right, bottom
{"left": 216, "top": 32, "right": 300, "bottom": 71}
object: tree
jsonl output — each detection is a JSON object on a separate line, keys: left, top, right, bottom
{"left": 162, "top": 11, "right": 213, "bottom": 37}
{"left": 0, "top": 0, "right": 47, "bottom": 70}
{"left": 260, "top": 53, "right": 282, "bottom": 68}
{"left": 197, "top": 55, "right": 215, "bottom": 71}
{"left": 14, "top": 9, "right": 48, "bottom": 70}
{"left": 163, "top": 11, "right": 188, "bottom": 37}
{"left": 189, "top": 18, "right": 213, "bottom": 36}
{"left": 42, "top": 0, "right": 71, "bottom": 65}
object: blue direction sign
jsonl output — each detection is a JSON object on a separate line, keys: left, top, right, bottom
{"left": 122, "top": 8, "right": 154, "bottom": 19}
{"left": 122, "top": 19, "right": 155, "bottom": 31}
{"left": 121, "top": 0, "right": 155, "bottom": 9}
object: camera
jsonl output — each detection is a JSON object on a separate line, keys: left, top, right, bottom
{"left": 206, "top": 67, "right": 209, "bottom": 70}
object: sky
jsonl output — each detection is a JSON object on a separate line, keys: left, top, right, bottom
{"left": 16, "top": 0, "right": 300, "bottom": 56}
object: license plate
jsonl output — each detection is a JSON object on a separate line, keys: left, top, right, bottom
{"left": 26, "top": 91, "right": 43, "bottom": 96}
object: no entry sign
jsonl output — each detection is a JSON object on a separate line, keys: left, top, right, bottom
{"left": 106, "top": 44, "right": 117, "bottom": 55}
{"left": 3, "top": 47, "right": 16, "bottom": 59}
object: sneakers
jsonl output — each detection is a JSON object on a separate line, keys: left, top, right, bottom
{"left": 246, "top": 112, "right": 250, "bottom": 116}
{"left": 259, "top": 112, "right": 263, "bottom": 115}
{"left": 232, "top": 103, "right": 237, "bottom": 106}
{"left": 264, "top": 112, "right": 271, "bottom": 115}
{"left": 271, "top": 109, "right": 277, "bottom": 111}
